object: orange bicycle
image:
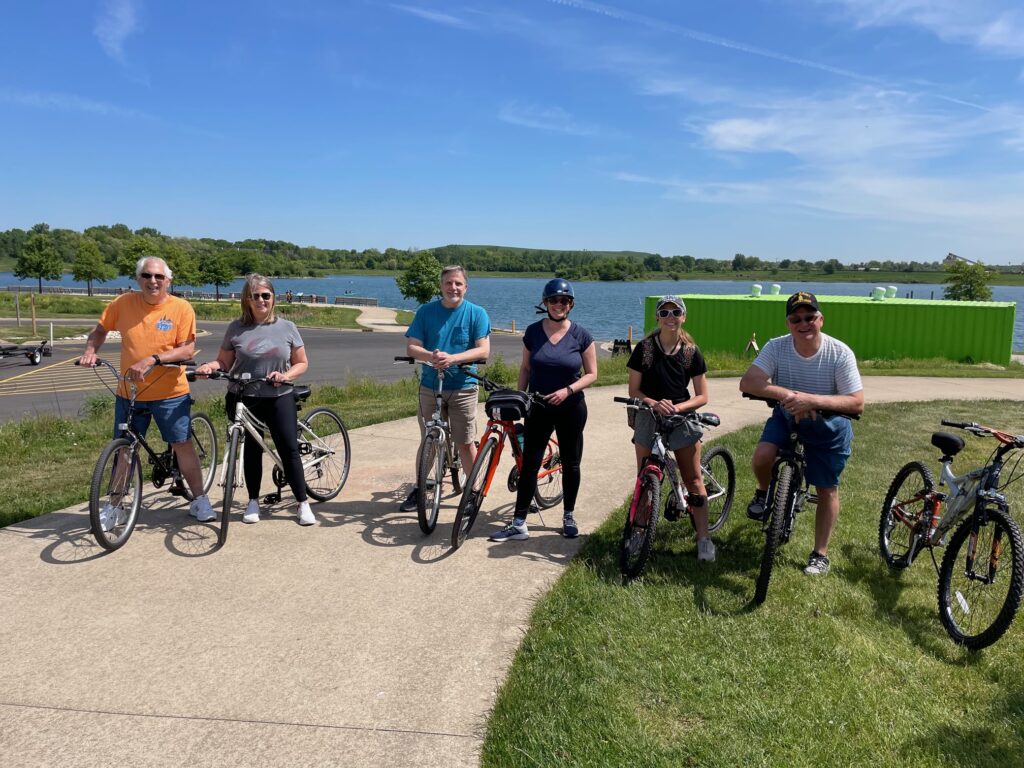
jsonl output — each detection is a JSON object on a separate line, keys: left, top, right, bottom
{"left": 450, "top": 371, "right": 563, "bottom": 549}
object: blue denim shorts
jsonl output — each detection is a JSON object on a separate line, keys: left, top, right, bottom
{"left": 114, "top": 394, "right": 192, "bottom": 444}
{"left": 760, "top": 407, "right": 852, "bottom": 488}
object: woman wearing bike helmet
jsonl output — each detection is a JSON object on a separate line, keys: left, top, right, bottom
{"left": 489, "top": 278, "right": 598, "bottom": 542}
{"left": 627, "top": 296, "right": 715, "bottom": 562}
{"left": 194, "top": 274, "right": 313, "bottom": 526}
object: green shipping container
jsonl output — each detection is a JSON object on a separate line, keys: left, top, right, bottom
{"left": 643, "top": 293, "right": 1016, "bottom": 365}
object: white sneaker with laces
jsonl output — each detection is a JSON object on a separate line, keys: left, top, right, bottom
{"left": 190, "top": 495, "right": 217, "bottom": 523}
{"left": 297, "top": 501, "right": 315, "bottom": 526}
{"left": 243, "top": 500, "right": 260, "bottom": 524}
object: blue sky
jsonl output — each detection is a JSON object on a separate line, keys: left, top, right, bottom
{"left": 2, "top": 1, "right": 1023, "bottom": 264}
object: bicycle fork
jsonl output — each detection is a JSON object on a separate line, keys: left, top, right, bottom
{"left": 628, "top": 461, "right": 664, "bottom": 524}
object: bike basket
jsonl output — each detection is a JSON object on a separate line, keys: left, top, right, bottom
{"left": 485, "top": 389, "right": 531, "bottom": 421}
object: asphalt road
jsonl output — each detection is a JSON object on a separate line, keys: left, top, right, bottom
{"left": 0, "top": 320, "right": 540, "bottom": 422}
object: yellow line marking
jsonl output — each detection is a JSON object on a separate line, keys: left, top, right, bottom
{"left": 0, "top": 355, "right": 77, "bottom": 384}
{"left": 0, "top": 384, "right": 107, "bottom": 397}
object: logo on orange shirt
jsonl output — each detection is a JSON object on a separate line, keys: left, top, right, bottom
{"left": 156, "top": 316, "right": 174, "bottom": 331}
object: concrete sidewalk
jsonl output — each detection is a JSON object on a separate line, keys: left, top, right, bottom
{"left": 1, "top": 376, "right": 1022, "bottom": 767}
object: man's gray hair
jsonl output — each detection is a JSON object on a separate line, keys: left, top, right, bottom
{"left": 135, "top": 256, "right": 173, "bottom": 281}
{"left": 440, "top": 265, "right": 467, "bottom": 281}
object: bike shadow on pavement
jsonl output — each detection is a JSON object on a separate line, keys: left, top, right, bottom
{"left": 19, "top": 493, "right": 224, "bottom": 564}
{"left": 838, "top": 543, "right": 973, "bottom": 662}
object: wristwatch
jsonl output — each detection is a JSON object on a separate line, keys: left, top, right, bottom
{"left": 152, "top": 354, "right": 162, "bottom": 365}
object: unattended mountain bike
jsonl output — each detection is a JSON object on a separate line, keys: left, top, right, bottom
{"left": 879, "top": 419, "right": 1024, "bottom": 649}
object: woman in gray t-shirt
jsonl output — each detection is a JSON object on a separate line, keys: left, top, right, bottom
{"left": 194, "top": 274, "right": 313, "bottom": 526}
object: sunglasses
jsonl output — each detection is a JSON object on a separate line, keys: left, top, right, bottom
{"left": 139, "top": 272, "right": 166, "bottom": 282}
{"left": 657, "top": 308, "right": 683, "bottom": 318}
{"left": 546, "top": 296, "right": 572, "bottom": 306}
{"left": 787, "top": 313, "right": 819, "bottom": 325}
{"left": 251, "top": 292, "right": 274, "bottom": 301}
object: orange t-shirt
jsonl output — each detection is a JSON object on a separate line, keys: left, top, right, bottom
{"left": 99, "top": 293, "right": 197, "bottom": 401}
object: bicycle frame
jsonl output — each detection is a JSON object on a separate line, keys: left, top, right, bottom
{"left": 475, "top": 416, "right": 560, "bottom": 499}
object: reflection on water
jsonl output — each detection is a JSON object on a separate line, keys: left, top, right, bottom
{"left": 3, "top": 272, "right": 1022, "bottom": 349}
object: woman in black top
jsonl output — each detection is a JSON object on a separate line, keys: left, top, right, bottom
{"left": 626, "top": 296, "right": 715, "bottom": 562}
{"left": 489, "top": 278, "right": 598, "bottom": 543}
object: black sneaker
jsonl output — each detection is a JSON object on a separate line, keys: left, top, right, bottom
{"left": 399, "top": 488, "right": 419, "bottom": 513}
{"left": 746, "top": 493, "right": 767, "bottom": 521}
{"left": 562, "top": 514, "right": 579, "bottom": 538}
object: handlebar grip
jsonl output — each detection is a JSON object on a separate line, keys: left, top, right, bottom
{"left": 742, "top": 393, "right": 778, "bottom": 407}
{"left": 700, "top": 413, "right": 721, "bottom": 428}
{"left": 941, "top": 419, "right": 975, "bottom": 429}
{"left": 613, "top": 396, "right": 639, "bottom": 405}
{"left": 162, "top": 359, "right": 196, "bottom": 367}
{"left": 394, "top": 356, "right": 415, "bottom": 363}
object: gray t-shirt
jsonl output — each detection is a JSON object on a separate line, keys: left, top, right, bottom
{"left": 221, "top": 318, "right": 305, "bottom": 398}
{"left": 752, "top": 332, "right": 862, "bottom": 396}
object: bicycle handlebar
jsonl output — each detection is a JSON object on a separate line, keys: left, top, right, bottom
{"left": 741, "top": 392, "right": 859, "bottom": 420}
{"left": 614, "top": 396, "right": 721, "bottom": 428}
{"left": 77, "top": 358, "right": 196, "bottom": 378}
{"left": 941, "top": 419, "right": 1024, "bottom": 445}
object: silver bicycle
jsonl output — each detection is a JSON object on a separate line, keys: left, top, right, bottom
{"left": 192, "top": 370, "right": 351, "bottom": 545}
{"left": 395, "top": 356, "right": 465, "bottom": 534}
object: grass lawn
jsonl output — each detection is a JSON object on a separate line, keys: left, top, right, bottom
{"left": 482, "top": 399, "right": 1024, "bottom": 767}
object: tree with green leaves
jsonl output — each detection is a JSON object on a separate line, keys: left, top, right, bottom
{"left": 72, "top": 237, "right": 115, "bottom": 296}
{"left": 200, "top": 251, "right": 237, "bottom": 300}
{"left": 15, "top": 230, "right": 63, "bottom": 292}
{"left": 164, "top": 241, "right": 201, "bottom": 287}
{"left": 396, "top": 250, "right": 441, "bottom": 304}
{"left": 944, "top": 259, "right": 993, "bottom": 301}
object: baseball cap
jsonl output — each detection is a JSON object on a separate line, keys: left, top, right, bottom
{"left": 785, "top": 291, "right": 819, "bottom": 316}
{"left": 655, "top": 295, "right": 686, "bottom": 313}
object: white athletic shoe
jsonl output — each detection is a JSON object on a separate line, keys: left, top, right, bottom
{"left": 297, "top": 501, "right": 315, "bottom": 526}
{"left": 243, "top": 500, "right": 260, "bottom": 524}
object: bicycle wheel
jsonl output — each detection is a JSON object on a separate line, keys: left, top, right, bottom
{"left": 179, "top": 412, "right": 218, "bottom": 501}
{"left": 89, "top": 438, "right": 143, "bottom": 551}
{"left": 452, "top": 434, "right": 498, "bottom": 550}
{"left": 937, "top": 506, "right": 1024, "bottom": 650}
{"left": 620, "top": 471, "right": 660, "bottom": 580}
{"left": 754, "top": 464, "right": 793, "bottom": 605}
{"left": 300, "top": 407, "right": 351, "bottom": 501}
{"left": 879, "top": 461, "right": 934, "bottom": 570}
{"left": 533, "top": 438, "right": 563, "bottom": 509}
{"left": 417, "top": 433, "right": 445, "bottom": 534}
{"left": 219, "top": 429, "right": 241, "bottom": 546}
{"left": 701, "top": 446, "right": 736, "bottom": 534}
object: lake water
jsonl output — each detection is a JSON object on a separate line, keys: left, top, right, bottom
{"left": 3, "top": 272, "right": 1023, "bottom": 350}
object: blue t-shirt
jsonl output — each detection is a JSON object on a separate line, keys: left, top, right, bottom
{"left": 406, "top": 299, "right": 491, "bottom": 390}
{"left": 523, "top": 320, "right": 594, "bottom": 400}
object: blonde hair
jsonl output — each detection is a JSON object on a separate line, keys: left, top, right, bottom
{"left": 240, "top": 274, "right": 276, "bottom": 325}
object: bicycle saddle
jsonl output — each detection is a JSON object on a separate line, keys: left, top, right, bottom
{"left": 294, "top": 385, "right": 311, "bottom": 402}
{"left": 931, "top": 431, "right": 965, "bottom": 457}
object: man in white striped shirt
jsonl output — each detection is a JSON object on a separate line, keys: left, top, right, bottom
{"left": 739, "top": 291, "right": 865, "bottom": 576}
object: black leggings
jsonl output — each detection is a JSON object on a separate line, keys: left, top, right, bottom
{"left": 226, "top": 392, "right": 307, "bottom": 503}
{"left": 514, "top": 396, "right": 587, "bottom": 516}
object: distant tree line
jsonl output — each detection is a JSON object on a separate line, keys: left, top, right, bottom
{"left": 0, "top": 223, "right": 1005, "bottom": 295}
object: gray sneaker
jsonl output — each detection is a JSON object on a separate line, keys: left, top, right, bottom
{"left": 804, "top": 551, "right": 830, "bottom": 576}
{"left": 746, "top": 493, "right": 766, "bottom": 521}
{"left": 697, "top": 537, "right": 716, "bottom": 562}
{"left": 489, "top": 519, "right": 529, "bottom": 542}
{"left": 399, "top": 488, "right": 419, "bottom": 513}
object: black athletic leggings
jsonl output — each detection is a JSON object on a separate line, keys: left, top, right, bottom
{"left": 226, "top": 392, "right": 307, "bottom": 503}
{"left": 514, "top": 395, "right": 587, "bottom": 516}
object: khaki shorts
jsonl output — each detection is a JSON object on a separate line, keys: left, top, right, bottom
{"left": 418, "top": 386, "right": 478, "bottom": 445}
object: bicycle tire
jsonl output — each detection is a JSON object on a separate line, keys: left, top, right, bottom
{"left": 451, "top": 434, "right": 498, "bottom": 550}
{"left": 219, "top": 429, "right": 241, "bottom": 546}
{"left": 417, "top": 433, "right": 445, "bottom": 534}
{"left": 937, "top": 505, "right": 1024, "bottom": 650}
{"left": 701, "top": 446, "right": 736, "bottom": 534}
{"left": 89, "top": 438, "right": 143, "bottom": 551}
{"left": 620, "top": 471, "right": 660, "bottom": 580}
{"left": 879, "top": 461, "right": 934, "bottom": 570}
{"left": 180, "top": 412, "right": 219, "bottom": 501}
{"left": 533, "top": 437, "right": 563, "bottom": 509}
{"left": 300, "top": 407, "right": 351, "bottom": 501}
{"left": 754, "top": 464, "right": 792, "bottom": 605}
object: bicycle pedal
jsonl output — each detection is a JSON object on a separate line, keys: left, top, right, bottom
{"left": 262, "top": 493, "right": 281, "bottom": 505}
{"left": 168, "top": 484, "right": 187, "bottom": 498}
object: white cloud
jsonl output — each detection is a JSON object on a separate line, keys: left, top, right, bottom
{"left": 94, "top": 0, "right": 142, "bottom": 63}
{"left": 390, "top": 4, "right": 473, "bottom": 29}
{"left": 818, "top": 0, "right": 1024, "bottom": 57}
{"left": 497, "top": 101, "right": 604, "bottom": 137}
{"left": 0, "top": 87, "right": 153, "bottom": 120}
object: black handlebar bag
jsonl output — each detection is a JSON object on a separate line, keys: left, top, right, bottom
{"left": 485, "top": 389, "right": 531, "bottom": 421}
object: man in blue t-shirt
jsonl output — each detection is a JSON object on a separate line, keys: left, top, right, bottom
{"left": 400, "top": 265, "right": 491, "bottom": 512}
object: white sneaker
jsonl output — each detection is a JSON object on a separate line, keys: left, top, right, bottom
{"left": 297, "top": 501, "right": 315, "bottom": 526}
{"left": 697, "top": 537, "right": 716, "bottom": 562}
{"left": 190, "top": 495, "right": 217, "bottom": 523}
{"left": 99, "top": 502, "right": 120, "bottom": 533}
{"left": 243, "top": 500, "right": 260, "bottom": 524}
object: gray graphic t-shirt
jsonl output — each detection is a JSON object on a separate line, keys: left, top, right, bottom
{"left": 221, "top": 318, "right": 304, "bottom": 398}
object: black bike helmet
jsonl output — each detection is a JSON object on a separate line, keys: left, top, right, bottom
{"left": 541, "top": 278, "right": 574, "bottom": 302}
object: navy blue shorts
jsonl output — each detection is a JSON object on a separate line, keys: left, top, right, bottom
{"left": 114, "top": 394, "right": 192, "bottom": 444}
{"left": 759, "top": 408, "right": 852, "bottom": 488}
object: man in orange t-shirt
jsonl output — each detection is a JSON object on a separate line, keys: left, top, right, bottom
{"left": 80, "top": 256, "right": 216, "bottom": 524}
